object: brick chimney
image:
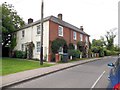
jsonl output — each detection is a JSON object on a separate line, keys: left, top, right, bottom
{"left": 58, "top": 13, "right": 62, "bottom": 20}
{"left": 80, "top": 26, "right": 83, "bottom": 31}
{"left": 28, "top": 18, "right": 33, "bottom": 24}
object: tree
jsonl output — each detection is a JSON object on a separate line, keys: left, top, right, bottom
{"left": 91, "top": 39, "right": 104, "bottom": 57}
{"left": 101, "top": 29, "right": 117, "bottom": 50}
{"left": 51, "top": 38, "right": 67, "bottom": 54}
{"left": 1, "top": 2, "right": 25, "bottom": 50}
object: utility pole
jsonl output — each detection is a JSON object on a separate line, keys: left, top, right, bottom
{"left": 40, "top": 0, "right": 44, "bottom": 65}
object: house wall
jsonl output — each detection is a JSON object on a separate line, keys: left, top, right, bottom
{"left": 49, "top": 21, "right": 90, "bottom": 54}
{"left": 15, "top": 19, "right": 90, "bottom": 62}
{"left": 15, "top": 21, "right": 49, "bottom": 61}
{"left": 15, "top": 27, "right": 32, "bottom": 51}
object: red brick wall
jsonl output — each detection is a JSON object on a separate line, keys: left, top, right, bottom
{"left": 49, "top": 20, "right": 89, "bottom": 54}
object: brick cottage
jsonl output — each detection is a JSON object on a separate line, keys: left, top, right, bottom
{"left": 14, "top": 14, "right": 90, "bottom": 62}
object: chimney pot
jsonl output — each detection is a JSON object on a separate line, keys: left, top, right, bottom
{"left": 80, "top": 26, "right": 83, "bottom": 31}
{"left": 58, "top": 13, "right": 62, "bottom": 20}
{"left": 28, "top": 18, "right": 33, "bottom": 24}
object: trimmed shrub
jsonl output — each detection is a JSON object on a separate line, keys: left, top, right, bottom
{"left": 14, "top": 50, "right": 26, "bottom": 59}
{"left": 68, "top": 50, "right": 81, "bottom": 58}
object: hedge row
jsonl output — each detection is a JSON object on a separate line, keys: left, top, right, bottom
{"left": 104, "top": 50, "right": 119, "bottom": 56}
{"left": 68, "top": 50, "right": 81, "bottom": 58}
{"left": 13, "top": 50, "right": 27, "bottom": 59}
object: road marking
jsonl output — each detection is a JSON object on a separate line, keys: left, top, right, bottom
{"left": 91, "top": 71, "right": 106, "bottom": 89}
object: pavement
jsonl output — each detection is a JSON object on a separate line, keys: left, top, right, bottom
{"left": 1, "top": 57, "right": 104, "bottom": 88}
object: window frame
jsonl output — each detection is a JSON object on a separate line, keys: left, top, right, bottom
{"left": 22, "top": 30, "right": 25, "bottom": 38}
{"left": 37, "top": 25, "right": 41, "bottom": 35}
{"left": 80, "top": 34, "right": 83, "bottom": 41}
{"left": 36, "top": 42, "right": 41, "bottom": 52}
{"left": 86, "top": 36, "right": 88, "bottom": 43}
{"left": 73, "top": 31, "right": 77, "bottom": 40}
{"left": 58, "top": 26, "right": 63, "bottom": 37}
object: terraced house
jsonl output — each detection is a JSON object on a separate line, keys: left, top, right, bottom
{"left": 14, "top": 14, "right": 90, "bottom": 62}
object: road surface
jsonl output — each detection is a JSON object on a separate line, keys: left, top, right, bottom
{"left": 8, "top": 56, "right": 117, "bottom": 88}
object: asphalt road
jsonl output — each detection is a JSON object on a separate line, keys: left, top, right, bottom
{"left": 9, "top": 56, "right": 118, "bottom": 88}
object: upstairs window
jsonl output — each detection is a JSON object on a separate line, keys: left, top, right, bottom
{"left": 58, "top": 26, "right": 63, "bottom": 37}
{"left": 37, "top": 25, "right": 41, "bottom": 35}
{"left": 73, "top": 31, "right": 77, "bottom": 40}
{"left": 22, "top": 30, "right": 25, "bottom": 38}
{"left": 80, "top": 34, "right": 83, "bottom": 41}
{"left": 86, "top": 36, "right": 88, "bottom": 43}
{"left": 36, "top": 42, "right": 40, "bottom": 52}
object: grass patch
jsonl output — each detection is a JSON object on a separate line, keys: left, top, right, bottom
{"left": 1, "top": 58, "right": 55, "bottom": 76}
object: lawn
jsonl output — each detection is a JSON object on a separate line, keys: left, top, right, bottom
{"left": 1, "top": 58, "right": 55, "bottom": 76}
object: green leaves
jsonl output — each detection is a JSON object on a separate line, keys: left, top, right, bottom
{"left": 2, "top": 2, "right": 25, "bottom": 49}
{"left": 51, "top": 38, "right": 67, "bottom": 54}
{"left": 103, "top": 30, "right": 116, "bottom": 50}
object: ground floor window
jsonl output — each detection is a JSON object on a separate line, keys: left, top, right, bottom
{"left": 36, "top": 42, "right": 40, "bottom": 52}
{"left": 21, "top": 44, "right": 24, "bottom": 51}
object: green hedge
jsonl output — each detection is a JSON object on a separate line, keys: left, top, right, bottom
{"left": 68, "top": 50, "right": 81, "bottom": 58}
{"left": 104, "top": 50, "right": 118, "bottom": 56}
{"left": 14, "top": 50, "right": 27, "bottom": 59}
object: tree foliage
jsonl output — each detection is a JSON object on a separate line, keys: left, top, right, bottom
{"left": 68, "top": 43, "right": 75, "bottom": 50}
{"left": 77, "top": 41, "right": 87, "bottom": 58}
{"left": 1, "top": 2, "right": 25, "bottom": 49}
{"left": 51, "top": 38, "right": 67, "bottom": 54}
{"left": 91, "top": 39, "right": 104, "bottom": 56}
{"left": 101, "top": 29, "right": 116, "bottom": 50}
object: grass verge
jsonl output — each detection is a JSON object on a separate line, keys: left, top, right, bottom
{"left": 1, "top": 58, "right": 55, "bottom": 76}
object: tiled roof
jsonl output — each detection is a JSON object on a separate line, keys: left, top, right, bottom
{"left": 17, "top": 15, "right": 90, "bottom": 36}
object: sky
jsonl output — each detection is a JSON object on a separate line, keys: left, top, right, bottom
{"left": 0, "top": 0, "right": 119, "bottom": 45}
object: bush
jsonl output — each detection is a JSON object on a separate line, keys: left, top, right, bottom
{"left": 104, "top": 50, "right": 118, "bottom": 56}
{"left": 68, "top": 43, "right": 75, "bottom": 50}
{"left": 104, "top": 50, "right": 111, "bottom": 56}
{"left": 111, "top": 51, "right": 119, "bottom": 56}
{"left": 51, "top": 38, "right": 67, "bottom": 54}
{"left": 68, "top": 50, "right": 81, "bottom": 58}
{"left": 99, "top": 48, "right": 104, "bottom": 57}
{"left": 14, "top": 50, "right": 26, "bottom": 59}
